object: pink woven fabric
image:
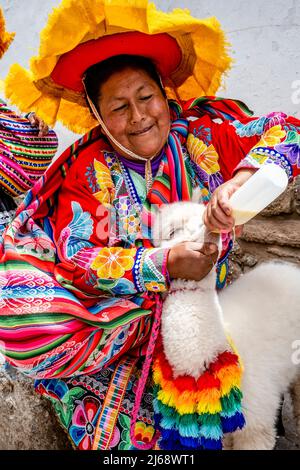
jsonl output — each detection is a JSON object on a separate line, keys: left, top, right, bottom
{"left": 130, "top": 294, "right": 163, "bottom": 450}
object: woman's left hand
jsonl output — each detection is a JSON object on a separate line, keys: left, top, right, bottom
{"left": 203, "top": 169, "right": 256, "bottom": 233}
{"left": 27, "top": 112, "right": 49, "bottom": 137}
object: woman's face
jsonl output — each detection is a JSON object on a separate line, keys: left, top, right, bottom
{"left": 98, "top": 67, "right": 170, "bottom": 159}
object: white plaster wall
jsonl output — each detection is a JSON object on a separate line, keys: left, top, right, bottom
{"left": 1, "top": 0, "right": 299, "bottom": 152}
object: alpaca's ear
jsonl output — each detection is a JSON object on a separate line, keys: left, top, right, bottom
{"left": 191, "top": 187, "right": 203, "bottom": 203}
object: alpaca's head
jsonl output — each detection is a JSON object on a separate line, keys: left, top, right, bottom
{"left": 152, "top": 197, "right": 220, "bottom": 251}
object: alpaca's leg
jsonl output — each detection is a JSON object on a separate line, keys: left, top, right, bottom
{"left": 222, "top": 433, "right": 234, "bottom": 450}
{"left": 231, "top": 425, "right": 276, "bottom": 450}
{"left": 290, "top": 375, "right": 300, "bottom": 434}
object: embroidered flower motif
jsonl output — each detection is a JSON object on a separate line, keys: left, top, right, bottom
{"left": 193, "top": 125, "right": 212, "bottom": 146}
{"left": 108, "top": 426, "right": 121, "bottom": 449}
{"left": 123, "top": 214, "right": 140, "bottom": 235}
{"left": 265, "top": 112, "right": 287, "bottom": 130}
{"left": 119, "top": 414, "right": 155, "bottom": 450}
{"left": 144, "top": 281, "right": 166, "bottom": 292}
{"left": 195, "top": 164, "right": 223, "bottom": 194}
{"left": 134, "top": 421, "right": 155, "bottom": 444}
{"left": 14, "top": 223, "right": 55, "bottom": 260}
{"left": 35, "top": 379, "right": 69, "bottom": 401}
{"left": 275, "top": 130, "right": 300, "bottom": 168}
{"left": 93, "top": 159, "right": 115, "bottom": 207}
{"left": 85, "top": 162, "right": 99, "bottom": 193}
{"left": 187, "top": 134, "right": 220, "bottom": 175}
{"left": 232, "top": 117, "right": 267, "bottom": 137}
{"left": 58, "top": 201, "right": 94, "bottom": 260}
{"left": 91, "top": 247, "right": 135, "bottom": 278}
{"left": 256, "top": 125, "right": 286, "bottom": 147}
{"left": 115, "top": 197, "right": 132, "bottom": 217}
{"left": 96, "top": 277, "right": 135, "bottom": 295}
{"left": 69, "top": 396, "right": 101, "bottom": 450}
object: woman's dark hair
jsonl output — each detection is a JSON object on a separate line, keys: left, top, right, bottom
{"left": 83, "top": 54, "right": 167, "bottom": 113}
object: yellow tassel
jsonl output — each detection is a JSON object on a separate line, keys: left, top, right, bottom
{"left": 217, "top": 364, "right": 242, "bottom": 396}
{"left": 196, "top": 388, "right": 222, "bottom": 414}
{"left": 4, "top": 64, "right": 42, "bottom": 115}
{"left": 157, "top": 388, "right": 177, "bottom": 409}
{"left": 58, "top": 100, "right": 97, "bottom": 134}
{"left": 0, "top": 8, "right": 15, "bottom": 58}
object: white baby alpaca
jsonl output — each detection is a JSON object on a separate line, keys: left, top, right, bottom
{"left": 152, "top": 200, "right": 300, "bottom": 450}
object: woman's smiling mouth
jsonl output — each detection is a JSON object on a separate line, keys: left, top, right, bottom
{"left": 130, "top": 124, "right": 154, "bottom": 136}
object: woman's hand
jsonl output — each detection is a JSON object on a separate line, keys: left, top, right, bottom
{"left": 203, "top": 169, "right": 256, "bottom": 233}
{"left": 27, "top": 112, "right": 49, "bottom": 137}
{"left": 167, "top": 241, "right": 218, "bottom": 281}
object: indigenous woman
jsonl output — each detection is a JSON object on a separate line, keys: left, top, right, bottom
{"left": 0, "top": 8, "right": 58, "bottom": 237}
{"left": 1, "top": 0, "right": 300, "bottom": 450}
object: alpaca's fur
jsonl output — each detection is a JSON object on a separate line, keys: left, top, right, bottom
{"left": 152, "top": 200, "right": 300, "bottom": 450}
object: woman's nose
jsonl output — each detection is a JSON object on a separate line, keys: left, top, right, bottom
{"left": 130, "top": 103, "right": 145, "bottom": 124}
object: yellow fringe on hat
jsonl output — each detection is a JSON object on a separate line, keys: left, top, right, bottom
{"left": 4, "top": 0, "right": 232, "bottom": 134}
{"left": 0, "top": 8, "right": 15, "bottom": 59}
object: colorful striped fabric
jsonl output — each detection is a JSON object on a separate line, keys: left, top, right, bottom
{"left": 92, "top": 356, "right": 138, "bottom": 450}
{"left": 0, "top": 101, "right": 58, "bottom": 197}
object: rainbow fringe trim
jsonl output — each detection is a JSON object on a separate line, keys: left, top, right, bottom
{"left": 153, "top": 339, "right": 245, "bottom": 450}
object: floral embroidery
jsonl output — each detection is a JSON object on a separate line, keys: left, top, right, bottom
{"left": 58, "top": 201, "right": 94, "bottom": 260}
{"left": 69, "top": 396, "right": 101, "bottom": 450}
{"left": 255, "top": 125, "right": 286, "bottom": 147}
{"left": 192, "top": 125, "right": 212, "bottom": 146}
{"left": 14, "top": 223, "right": 55, "bottom": 261}
{"left": 96, "top": 277, "right": 136, "bottom": 294}
{"left": 134, "top": 421, "right": 155, "bottom": 444}
{"left": 35, "top": 378, "right": 69, "bottom": 401}
{"left": 115, "top": 197, "right": 132, "bottom": 216}
{"left": 119, "top": 414, "right": 155, "bottom": 450}
{"left": 93, "top": 159, "right": 115, "bottom": 207}
{"left": 240, "top": 147, "right": 293, "bottom": 180}
{"left": 35, "top": 379, "right": 86, "bottom": 430}
{"left": 232, "top": 117, "right": 267, "bottom": 137}
{"left": 186, "top": 134, "right": 223, "bottom": 194}
{"left": 140, "top": 248, "right": 168, "bottom": 291}
{"left": 85, "top": 162, "right": 99, "bottom": 193}
{"left": 275, "top": 130, "right": 300, "bottom": 168}
{"left": 123, "top": 214, "right": 140, "bottom": 236}
{"left": 91, "top": 247, "right": 135, "bottom": 279}
{"left": 264, "top": 112, "right": 287, "bottom": 130}
{"left": 144, "top": 281, "right": 166, "bottom": 292}
{"left": 109, "top": 427, "right": 121, "bottom": 449}
{"left": 0, "top": 209, "right": 15, "bottom": 239}
{"left": 187, "top": 134, "right": 220, "bottom": 174}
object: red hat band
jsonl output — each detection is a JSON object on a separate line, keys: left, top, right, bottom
{"left": 51, "top": 31, "right": 182, "bottom": 94}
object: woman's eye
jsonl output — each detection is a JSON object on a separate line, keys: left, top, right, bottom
{"left": 169, "top": 228, "right": 176, "bottom": 238}
{"left": 113, "top": 104, "right": 127, "bottom": 112}
{"left": 141, "top": 95, "right": 152, "bottom": 101}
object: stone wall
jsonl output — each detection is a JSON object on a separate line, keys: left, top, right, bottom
{"left": 0, "top": 365, "right": 72, "bottom": 450}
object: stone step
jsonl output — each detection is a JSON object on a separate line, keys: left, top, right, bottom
{"left": 241, "top": 218, "right": 300, "bottom": 248}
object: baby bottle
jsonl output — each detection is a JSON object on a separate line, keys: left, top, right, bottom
{"left": 229, "top": 163, "right": 289, "bottom": 226}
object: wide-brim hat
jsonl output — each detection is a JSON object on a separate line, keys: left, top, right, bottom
{"left": 4, "top": 0, "right": 232, "bottom": 134}
{"left": 0, "top": 8, "right": 15, "bottom": 59}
